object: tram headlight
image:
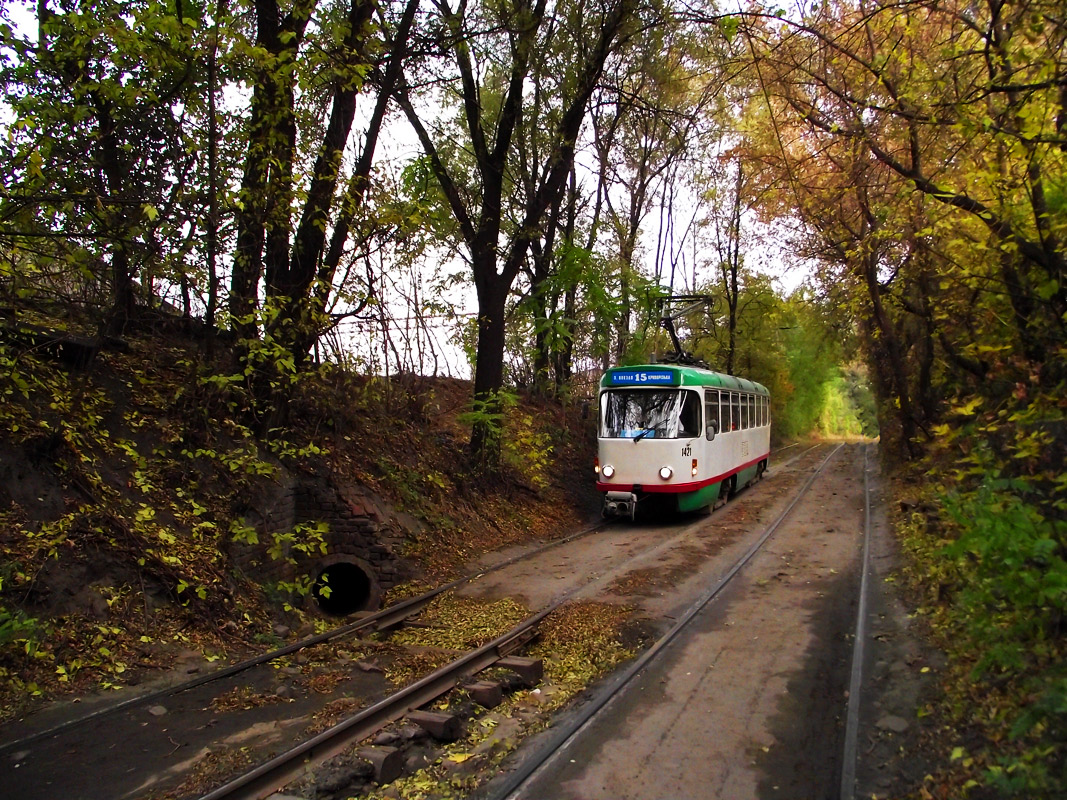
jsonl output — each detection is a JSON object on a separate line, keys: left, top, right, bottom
{"left": 658, "top": 465, "right": 673, "bottom": 480}
{"left": 691, "top": 458, "right": 699, "bottom": 477}
{"left": 602, "top": 464, "right": 616, "bottom": 479}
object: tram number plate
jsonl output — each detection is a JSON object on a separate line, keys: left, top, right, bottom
{"left": 742, "top": 441, "right": 749, "bottom": 457}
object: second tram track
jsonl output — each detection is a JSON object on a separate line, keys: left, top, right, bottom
{"left": 0, "top": 518, "right": 614, "bottom": 756}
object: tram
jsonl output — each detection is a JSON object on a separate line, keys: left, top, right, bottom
{"left": 595, "top": 364, "right": 771, "bottom": 519}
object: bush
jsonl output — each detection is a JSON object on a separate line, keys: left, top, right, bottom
{"left": 936, "top": 481, "right": 1067, "bottom": 794}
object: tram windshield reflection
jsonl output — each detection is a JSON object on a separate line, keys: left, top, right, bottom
{"left": 599, "top": 389, "right": 701, "bottom": 439}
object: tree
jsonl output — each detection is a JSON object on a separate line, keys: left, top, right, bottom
{"left": 738, "top": 0, "right": 1067, "bottom": 459}
{"left": 226, "top": 0, "right": 421, "bottom": 425}
{"left": 1, "top": 0, "right": 203, "bottom": 335}
{"left": 586, "top": 16, "right": 733, "bottom": 363}
{"left": 393, "top": 0, "right": 644, "bottom": 465}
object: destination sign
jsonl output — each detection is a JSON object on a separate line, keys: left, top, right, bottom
{"left": 609, "top": 369, "right": 675, "bottom": 385}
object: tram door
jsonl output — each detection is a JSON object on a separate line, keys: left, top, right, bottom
{"left": 703, "top": 389, "right": 726, "bottom": 477}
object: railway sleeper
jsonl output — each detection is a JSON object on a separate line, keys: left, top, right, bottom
{"left": 497, "top": 655, "right": 543, "bottom": 687}
{"left": 407, "top": 709, "right": 464, "bottom": 741}
{"left": 464, "top": 679, "right": 504, "bottom": 708}
{"left": 357, "top": 746, "right": 404, "bottom": 784}
{"left": 405, "top": 655, "right": 543, "bottom": 740}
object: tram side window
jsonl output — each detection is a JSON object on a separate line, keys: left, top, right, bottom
{"left": 763, "top": 396, "right": 769, "bottom": 426}
{"left": 705, "top": 390, "right": 719, "bottom": 435}
{"left": 740, "top": 393, "right": 749, "bottom": 429}
{"left": 731, "top": 393, "right": 741, "bottom": 431}
{"left": 678, "top": 390, "right": 701, "bottom": 437}
{"left": 749, "top": 395, "right": 756, "bottom": 429}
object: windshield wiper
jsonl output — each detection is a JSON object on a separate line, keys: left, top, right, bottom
{"left": 632, "top": 428, "right": 656, "bottom": 442}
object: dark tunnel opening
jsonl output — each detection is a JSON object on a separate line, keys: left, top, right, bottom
{"left": 312, "top": 560, "right": 373, "bottom": 616}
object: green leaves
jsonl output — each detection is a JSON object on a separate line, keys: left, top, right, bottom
{"left": 922, "top": 478, "right": 1067, "bottom": 794}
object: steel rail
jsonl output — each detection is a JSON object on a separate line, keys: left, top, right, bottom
{"left": 839, "top": 444, "right": 873, "bottom": 799}
{"left": 197, "top": 605, "right": 557, "bottom": 800}
{"left": 195, "top": 444, "right": 842, "bottom": 800}
{"left": 488, "top": 443, "right": 846, "bottom": 800}
{"left": 2, "top": 438, "right": 825, "bottom": 760}
{"left": 195, "top": 471, "right": 813, "bottom": 800}
{"left": 0, "top": 519, "right": 609, "bottom": 755}
{"left": 773, "top": 442, "right": 822, "bottom": 472}
{"left": 0, "top": 581, "right": 444, "bottom": 754}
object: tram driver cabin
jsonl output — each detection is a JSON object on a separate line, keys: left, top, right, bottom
{"left": 595, "top": 365, "right": 771, "bottom": 519}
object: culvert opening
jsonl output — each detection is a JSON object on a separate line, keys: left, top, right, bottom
{"left": 312, "top": 561, "right": 373, "bottom": 616}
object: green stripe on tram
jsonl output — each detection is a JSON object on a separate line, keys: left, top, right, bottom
{"left": 601, "top": 364, "right": 769, "bottom": 396}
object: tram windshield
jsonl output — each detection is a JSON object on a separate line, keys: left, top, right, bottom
{"left": 599, "top": 389, "right": 702, "bottom": 439}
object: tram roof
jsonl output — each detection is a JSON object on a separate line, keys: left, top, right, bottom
{"left": 600, "top": 364, "right": 768, "bottom": 395}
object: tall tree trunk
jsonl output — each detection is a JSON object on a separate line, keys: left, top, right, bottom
{"left": 469, "top": 273, "right": 509, "bottom": 463}
{"left": 529, "top": 193, "right": 562, "bottom": 397}
{"left": 230, "top": 0, "right": 314, "bottom": 349}
{"left": 204, "top": 0, "right": 226, "bottom": 352}
{"left": 555, "top": 169, "right": 581, "bottom": 393}
{"left": 859, "top": 248, "right": 920, "bottom": 457}
{"left": 396, "top": 0, "right": 636, "bottom": 468}
{"left": 94, "top": 96, "right": 136, "bottom": 338}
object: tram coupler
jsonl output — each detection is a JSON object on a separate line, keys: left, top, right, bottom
{"left": 604, "top": 491, "right": 638, "bottom": 520}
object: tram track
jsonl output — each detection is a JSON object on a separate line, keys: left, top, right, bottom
{"left": 3, "top": 442, "right": 846, "bottom": 800}
{"left": 197, "top": 609, "right": 552, "bottom": 800}
{"left": 0, "top": 518, "right": 613, "bottom": 757}
{"left": 484, "top": 443, "right": 847, "bottom": 800}
{"left": 839, "top": 445, "right": 873, "bottom": 800}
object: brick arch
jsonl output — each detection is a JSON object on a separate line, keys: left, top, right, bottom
{"left": 231, "top": 474, "right": 412, "bottom": 606}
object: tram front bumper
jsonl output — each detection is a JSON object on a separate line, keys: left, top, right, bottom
{"left": 604, "top": 491, "right": 638, "bottom": 519}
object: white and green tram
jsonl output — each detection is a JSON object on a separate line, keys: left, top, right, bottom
{"left": 595, "top": 364, "right": 771, "bottom": 519}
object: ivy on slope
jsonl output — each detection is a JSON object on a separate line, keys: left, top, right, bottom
{"left": 0, "top": 338, "right": 318, "bottom": 715}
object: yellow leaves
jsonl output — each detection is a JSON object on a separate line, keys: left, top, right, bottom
{"left": 404, "top": 775, "right": 439, "bottom": 795}
{"left": 531, "top": 602, "right": 634, "bottom": 691}
{"left": 950, "top": 746, "right": 975, "bottom": 768}
{"left": 27, "top": 149, "right": 43, "bottom": 180}
{"left": 391, "top": 595, "right": 530, "bottom": 651}
{"left": 1011, "top": 433, "right": 1045, "bottom": 461}
{"left": 950, "top": 397, "right": 983, "bottom": 417}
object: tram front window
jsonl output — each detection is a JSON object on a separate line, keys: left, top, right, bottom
{"left": 599, "top": 389, "right": 701, "bottom": 439}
